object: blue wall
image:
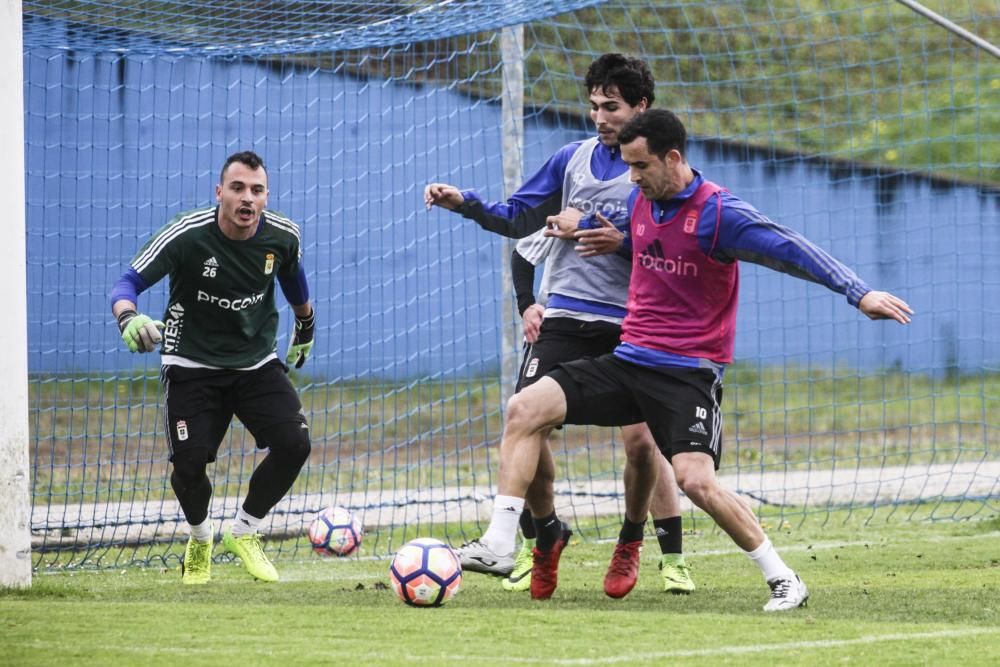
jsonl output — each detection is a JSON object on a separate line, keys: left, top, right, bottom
{"left": 24, "top": 51, "right": 1000, "bottom": 378}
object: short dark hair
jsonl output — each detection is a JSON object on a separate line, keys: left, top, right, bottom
{"left": 220, "top": 151, "right": 266, "bottom": 183}
{"left": 618, "top": 109, "right": 687, "bottom": 158}
{"left": 584, "top": 53, "right": 655, "bottom": 108}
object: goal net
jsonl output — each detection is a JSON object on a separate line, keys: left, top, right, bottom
{"left": 21, "top": 0, "right": 999, "bottom": 569}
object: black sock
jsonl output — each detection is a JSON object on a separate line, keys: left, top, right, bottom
{"left": 519, "top": 509, "right": 537, "bottom": 540}
{"left": 653, "top": 516, "right": 683, "bottom": 554}
{"left": 618, "top": 516, "right": 645, "bottom": 544}
{"left": 534, "top": 512, "right": 562, "bottom": 552}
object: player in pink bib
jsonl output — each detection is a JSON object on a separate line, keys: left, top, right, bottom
{"left": 494, "top": 109, "right": 913, "bottom": 610}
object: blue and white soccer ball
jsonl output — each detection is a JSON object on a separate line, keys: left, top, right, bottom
{"left": 308, "top": 506, "right": 363, "bottom": 557}
{"left": 388, "top": 537, "right": 462, "bottom": 607}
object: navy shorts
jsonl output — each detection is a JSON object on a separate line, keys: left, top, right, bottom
{"left": 515, "top": 317, "right": 622, "bottom": 392}
{"left": 159, "top": 359, "right": 307, "bottom": 462}
{"left": 549, "top": 354, "right": 724, "bottom": 469}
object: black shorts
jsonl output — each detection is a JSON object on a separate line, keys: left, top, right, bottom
{"left": 549, "top": 354, "right": 724, "bottom": 469}
{"left": 515, "top": 317, "right": 623, "bottom": 392}
{"left": 159, "top": 359, "right": 307, "bottom": 462}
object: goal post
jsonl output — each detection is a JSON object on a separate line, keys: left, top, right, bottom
{"left": 499, "top": 23, "right": 525, "bottom": 403}
{"left": 1, "top": 0, "right": 30, "bottom": 589}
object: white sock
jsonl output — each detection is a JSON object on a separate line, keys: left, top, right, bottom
{"left": 231, "top": 507, "right": 262, "bottom": 538}
{"left": 745, "top": 537, "right": 795, "bottom": 582}
{"left": 189, "top": 518, "right": 214, "bottom": 543}
{"left": 481, "top": 495, "right": 524, "bottom": 557}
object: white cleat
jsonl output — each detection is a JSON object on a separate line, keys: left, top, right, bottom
{"left": 763, "top": 574, "right": 809, "bottom": 612}
{"left": 456, "top": 538, "right": 514, "bottom": 576}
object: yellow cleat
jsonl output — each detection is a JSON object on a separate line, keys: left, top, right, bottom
{"left": 222, "top": 527, "right": 279, "bottom": 582}
{"left": 181, "top": 532, "right": 213, "bottom": 585}
{"left": 659, "top": 553, "right": 695, "bottom": 594}
{"left": 500, "top": 538, "right": 534, "bottom": 592}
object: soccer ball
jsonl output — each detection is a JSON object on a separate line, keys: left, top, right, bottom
{"left": 308, "top": 506, "right": 363, "bottom": 557}
{"left": 388, "top": 537, "right": 462, "bottom": 607}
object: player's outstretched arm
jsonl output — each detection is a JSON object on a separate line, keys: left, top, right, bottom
{"left": 858, "top": 291, "right": 913, "bottom": 324}
{"left": 424, "top": 183, "right": 465, "bottom": 211}
{"left": 434, "top": 147, "right": 572, "bottom": 238}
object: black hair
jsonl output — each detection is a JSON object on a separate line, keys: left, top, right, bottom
{"left": 220, "top": 151, "right": 266, "bottom": 183}
{"left": 584, "top": 53, "right": 655, "bottom": 108}
{"left": 618, "top": 109, "right": 687, "bottom": 158}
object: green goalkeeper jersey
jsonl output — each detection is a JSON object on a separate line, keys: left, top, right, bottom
{"left": 130, "top": 205, "right": 302, "bottom": 369}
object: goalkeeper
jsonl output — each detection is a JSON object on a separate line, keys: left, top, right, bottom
{"left": 109, "top": 150, "right": 316, "bottom": 585}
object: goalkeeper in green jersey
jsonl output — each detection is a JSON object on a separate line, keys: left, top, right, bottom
{"left": 110, "top": 150, "right": 316, "bottom": 585}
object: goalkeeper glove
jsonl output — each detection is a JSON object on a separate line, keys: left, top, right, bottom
{"left": 117, "top": 310, "right": 165, "bottom": 353}
{"left": 286, "top": 309, "right": 315, "bottom": 369}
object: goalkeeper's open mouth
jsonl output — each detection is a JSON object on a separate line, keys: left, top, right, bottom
{"left": 237, "top": 205, "right": 256, "bottom": 221}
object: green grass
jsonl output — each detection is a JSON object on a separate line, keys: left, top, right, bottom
{"left": 4, "top": 511, "right": 999, "bottom": 666}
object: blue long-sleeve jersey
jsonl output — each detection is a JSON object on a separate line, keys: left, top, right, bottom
{"left": 467, "top": 139, "right": 632, "bottom": 314}
{"left": 458, "top": 140, "right": 630, "bottom": 238}
{"left": 601, "top": 169, "right": 872, "bottom": 373}
{"left": 577, "top": 168, "right": 871, "bottom": 306}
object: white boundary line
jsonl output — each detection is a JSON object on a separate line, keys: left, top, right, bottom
{"left": 593, "top": 528, "right": 1000, "bottom": 558}
{"left": 12, "top": 627, "right": 997, "bottom": 663}
{"left": 424, "top": 628, "right": 999, "bottom": 664}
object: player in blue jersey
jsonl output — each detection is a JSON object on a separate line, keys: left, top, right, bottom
{"left": 109, "top": 151, "right": 316, "bottom": 585}
{"left": 425, "top": 54, "right": 695, "bottom": 598}
{"left": 500, "top": 109, "right": 912, "bottom": 606}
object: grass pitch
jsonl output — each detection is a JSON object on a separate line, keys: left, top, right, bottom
{"left": 3, "top": 511, "right": 998, "bottom": 666}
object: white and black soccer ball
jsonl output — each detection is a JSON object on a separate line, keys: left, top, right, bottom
{"left": 308, "top": 506, "right": 363, "bottom": 557}
{"left": 388, "top": 537, "right": 462, "bottom": 607}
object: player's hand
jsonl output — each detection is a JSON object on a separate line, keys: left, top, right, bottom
{"left": 574, "top": 212, "right": 624, "bottom": 257}
{"left": 522, "top": 304, "right": 544, "bottom": 344}
{"left": 286, "top": 309, "right": 316, "bottom": 368}
{"left": 118, "top": 311, "right": 165, "bottom": 353}
{"left": 424, "top": 183, "right": 465, "bottom": 211}
{"left": 858, "top": 291, "right": 913, "bottom": 324}
{"left": 543, "top": 207, "right": 584, "bottom": 240}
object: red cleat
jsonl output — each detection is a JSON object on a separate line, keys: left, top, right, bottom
{"left": 529, "top": 524, "right": 571, "bottom": 600}
{"left": 603, "top": 540, "right": 642, "bottom": 599}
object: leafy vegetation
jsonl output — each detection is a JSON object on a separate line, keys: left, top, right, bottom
{"left": 518, "top": 0, "right": 1000, "bottom": 185}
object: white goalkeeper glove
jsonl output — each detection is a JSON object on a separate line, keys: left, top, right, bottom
{"left": 117, "top": 310, "right": 165, "bottom": 353}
